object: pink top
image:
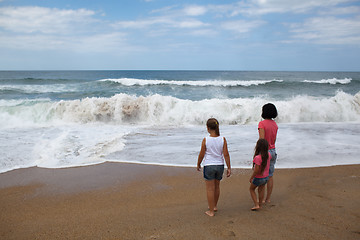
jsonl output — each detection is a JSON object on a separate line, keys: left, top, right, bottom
{"left": 258, "top": 119, "right": 278, "bottom": 149}
{"left": 253, "top": 154, "right": 271, "bottom": 178}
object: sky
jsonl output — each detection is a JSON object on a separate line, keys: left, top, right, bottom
{"left": 0, "top": 0, "right": 359, "bottom": 71}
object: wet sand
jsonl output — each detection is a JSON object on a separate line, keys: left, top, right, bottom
{"left": 0, "top": 163, "right": 359, "bottom": 240}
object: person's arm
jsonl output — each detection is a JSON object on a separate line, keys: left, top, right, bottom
{"left": 197, "top": 138, "right": 206, "bottom": 171}
{"left": 223, "top": 137, "right": 231, "bottom": 177}
{"left": 249, "top": 164, "right": 261, "bottom": 183}
{"left": 258, "top": 128, "right": 265, "bottom": 139}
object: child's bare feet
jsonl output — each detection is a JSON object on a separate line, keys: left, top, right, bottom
{"left": 208, "top": 206, "right": 218, "bottom": 212}
{"left": 251, "top": 205, "right": 260, "bottom": 211}
{"left": 205, "top": 210, "right": 215, "bottom": 217}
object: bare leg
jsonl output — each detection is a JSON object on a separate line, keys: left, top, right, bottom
{"left": 258, "top": 184, "right": 266, "bottom": 207}
{"left": 265, "top": 176, "right": 273, "bottom": 203}
{"left": 205, "top": 180, "right": 215, "bottom": 216}
{"left": 214, "top": 180, "right": 220, "bottom": 211}
{"left": 249, "top": 183, "right": 259, "bottom": 210}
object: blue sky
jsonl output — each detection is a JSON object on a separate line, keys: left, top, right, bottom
{"left": 0, "top": 0, "right": 359, "bottom": 71}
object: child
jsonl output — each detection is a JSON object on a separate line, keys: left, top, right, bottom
{"left": 249, "top": 139, "right": 271, "bottom": 211}
{"left": 197, "top": 118, "right": 231, "bottom": 217}
{"left": 258, "top": 103, "right": 278, "bottom": 203}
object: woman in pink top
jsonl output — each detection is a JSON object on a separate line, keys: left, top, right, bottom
{"left": 249, "top": 139, "right": 271, "bottom": 210}
{"left": 258, "top": 103, "right": 278, "bottom": 203}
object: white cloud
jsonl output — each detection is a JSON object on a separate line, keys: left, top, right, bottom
{"left": 288, "top": 16, "right": 360, "bottom": 44}
{"left": 113, "top": 17, "right": 169, "bottom": 29}
{"left": 229, "top": 0, "right": 354, "bottom": 16}
{"left": 0, "top": 6, "right": 97, "bottom": 34}
{"left": 0, "top": 31, "right": 139, "bottom": 53}
{"left": 1, "top": 1, "right": 359, "bottom": 56}
{"left": 0, "top": 6, "right": 136, "bottom": 53}
{"left": 177, "top": 19, "right": 209, "bottom": 28}
{"left": 189, "top": 29, "right": 218, "bottom": 36}
{"left": 114, "top": 15, "right": 209, "bottom": 29}
{"left": 221, "top": 20, "right": 265, "bottom": 34}
{"left": 319, "top": 6, "right": 360, "bottom": 15}
{"left": 183, "top": 5, "right": 207, "bottom": 16}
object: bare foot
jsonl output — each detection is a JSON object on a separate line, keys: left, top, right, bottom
{"left": 251, "top": 206, "right": 260, "bottom": 211}
{"left": 208, "top": 207, "right": 218, "bottom": 212}
{"left": 205, "top": 210, "right": 215, "bottom": 217}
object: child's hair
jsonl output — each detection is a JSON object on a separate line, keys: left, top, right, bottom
{"left": 261, "top": 103, "right": 278, "bottom": 119}
{"left": 206, "top": 118, "right": 220, "bottom": 136}
{"left": 253, "top": 139, "right": 269, "bottom": 174}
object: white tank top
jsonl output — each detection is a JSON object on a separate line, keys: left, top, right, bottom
{"left": 203, "top": 136, "right": 225, "bottom": 166}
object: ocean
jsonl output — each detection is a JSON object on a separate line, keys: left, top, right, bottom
{"left": 1, "top": 70, "right": 359, "bottom": 173}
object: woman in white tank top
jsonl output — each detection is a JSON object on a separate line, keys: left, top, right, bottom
{"left": 197, "top": 118, "right": 231, "bottom": 217}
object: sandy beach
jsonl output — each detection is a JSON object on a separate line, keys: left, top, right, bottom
{"left": 0, "top": 163, "right": 359, "bottom": 240}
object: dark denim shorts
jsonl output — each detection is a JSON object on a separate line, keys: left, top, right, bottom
{"left": 252, "top": 176, "right": 269, "bottom": 186}
{"left": 203, "top": 165, "right": 224, "bottom": 181}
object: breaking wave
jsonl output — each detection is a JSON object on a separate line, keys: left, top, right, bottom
{"left": 303, "top": 78, "right": 351, "bottom": 85}
{"left": 100, "top": 78, "right": 284, "bottom": 87}
{"left": 1, "top": 91, "right": 359, "bottom": 128}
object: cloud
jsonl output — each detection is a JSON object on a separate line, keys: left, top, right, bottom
{"left": 113, "top": 16, "right": 209, "bottom": 29}
{"left": 0, "top": 6, "right": 97, "bottom": 34}
{"left": 0, "top": 6, "right": 135, "bottom": 53}
{"left": 183, "top": 5, "right": 207, "bottom": 16}
{"left": 288, "top": 16, "right": 360, "bottom": 45}
{"left": 221, "top": 20, "right": 266, "bottom": 34}
{"left": 228, "top": 0, "right": 354, "bottom": 16}
{"left": 1, "top": 0, "right": 359, "bottom": 57}
{"left": 319, "top": 6, "right": 360, "bottom": 15}
{"left": 0, "top": 32, "right": 135, "bottom": 53}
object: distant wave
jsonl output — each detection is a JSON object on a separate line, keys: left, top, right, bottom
{"left": 100, "top": 78, "right": 283, "bottom": 87}
{"left": 1, "top": 91, "right": 359, "bottom": 128}
{"left": 0, "top": 84, "right": 76, "bottom": 93}
{"left": 303, "top": 78, "right": 351, "bottom": 85}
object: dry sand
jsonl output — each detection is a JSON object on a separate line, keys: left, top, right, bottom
{"left": 1, "top": 163, "right": 359, "bottom": 240}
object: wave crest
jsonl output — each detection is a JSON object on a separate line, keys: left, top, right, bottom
{"left": 303, "top": 78, "right": 351, "bottom": 84}
{"left": 100, "top": 78, "right": 283, "bottom": 87}
{"left": 1, "top": 91, "right": 359, "bottom": 128}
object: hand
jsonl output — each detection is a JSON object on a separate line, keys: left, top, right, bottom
{"left": 226, "top": 168, "right": 231, "bottom": 177}
{"left": 197, "top": 165, "right": 201, "bottom": 171}
{"left": 249, "top": 177, "right": 253, "bottom": 183}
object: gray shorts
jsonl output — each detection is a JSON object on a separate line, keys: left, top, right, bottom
{"left": 269, "top": 148, "right": 277, "bottom": 177}
{"left": 203, "top": 165, "right": 224, "bottom": 181}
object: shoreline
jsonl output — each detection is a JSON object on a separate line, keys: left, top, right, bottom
{"left": 1, "top": 163, "right": 360, "bottom": 239}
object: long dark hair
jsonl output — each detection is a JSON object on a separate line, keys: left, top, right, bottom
{"left": 253, "top": 139, "right": 269, "bottom": 174}
{"left": 206, "top": 118, "right": 220, "bottom": 136}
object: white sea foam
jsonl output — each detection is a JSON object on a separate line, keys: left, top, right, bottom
{"left": 303, "top": 78, "right": 352, "bottom": 84}
{"left": 1, "top": 91, "right": 359, "bottom": 129}
{"left": 0, "top": 124, "right": 130, "bottom": 173}
{"left": 100, "top": 78, "right": 283, "bottom": 87}
{"left": 2, "top": 122, "right": 359, "bottom": 173}
{"left": 107, "top": 123, "right": 360, "bottom": 169}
